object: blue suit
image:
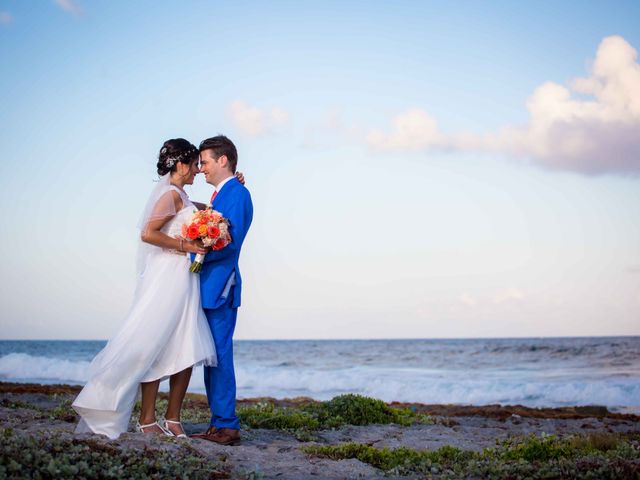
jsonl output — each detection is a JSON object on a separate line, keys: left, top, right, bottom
{"left": 198, "top": 177, "right": 253, "bottom": 430}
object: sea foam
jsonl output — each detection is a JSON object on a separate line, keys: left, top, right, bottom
{"left": 0, "top": 353, "right": 90, "bottom": 383}
{"left": 1, "top": 337, "right": 639, "bottom": 411}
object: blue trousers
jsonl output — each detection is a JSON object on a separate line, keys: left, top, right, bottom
{"left": 203, "top": 299, "right": 240, "bottom": 430}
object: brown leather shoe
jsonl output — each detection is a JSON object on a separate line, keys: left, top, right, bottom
{"left": 190, "top": 425, "right": 218, "bottom": 439}
{"left": 201, "top": 427, "right": 241, "bottom": 446}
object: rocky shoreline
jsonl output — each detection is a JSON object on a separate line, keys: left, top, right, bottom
{"left": 1, "top": 382, "right": 638, "bottom": 479}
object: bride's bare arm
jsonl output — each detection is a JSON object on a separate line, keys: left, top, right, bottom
{"left": 140, "top": 191, "right": 207, "bottom": 254}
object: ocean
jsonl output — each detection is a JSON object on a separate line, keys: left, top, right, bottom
{"left": 1, "top": 337, "right": 639, "bottom": 412}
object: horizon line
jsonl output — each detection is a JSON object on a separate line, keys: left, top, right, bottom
{"left": 1, "top": 334, "right": 639, "bottom": 342}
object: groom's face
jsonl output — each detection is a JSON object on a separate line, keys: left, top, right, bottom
{"left": 199, "top": 149, "right": 222, "bottom": 185}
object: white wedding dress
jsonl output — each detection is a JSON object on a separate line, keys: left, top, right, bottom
{"left": 73, "top": 185, "right": 216, "bottom": 439}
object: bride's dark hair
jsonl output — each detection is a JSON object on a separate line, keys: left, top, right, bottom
{"left": 157, "top": 138, "right": 199, "bottom": 176}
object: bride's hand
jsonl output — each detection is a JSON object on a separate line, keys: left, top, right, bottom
{"left": 182, "top": 239, "right": 208, "bottom": 255}
{"left": 235, "top": 171, "right": 245, "bottom": 185}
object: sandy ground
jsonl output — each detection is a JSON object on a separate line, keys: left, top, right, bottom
{"left": 1, "top": 383, "right": 639, "bottom": 479}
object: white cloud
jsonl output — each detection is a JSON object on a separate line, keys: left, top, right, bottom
{"left": 0, "top": 11, "right": 13, "bottom": 25}
{"left": 459, "top": 293, "right": 477, "bottom": 307}
{"left": 367, "top": 109, "right": 443, "bottom": 151}
{"left": 228, "top": 101, "right": 289, "bottom": 137}
{"left": 53, "top": 0, "right": 82, "bottom": 16}
{"left": 493, "top": 288, "right": 525, "bottom": 305}
{"left": 458, "top": 289, "right": 524, "bottom": 307}
{"left": 367, "top": 35, "right": 640, "bottom": 176}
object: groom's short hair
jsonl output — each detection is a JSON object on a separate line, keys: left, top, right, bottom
{"left": 199, "top": 135, "right": 238, "bottom": 173}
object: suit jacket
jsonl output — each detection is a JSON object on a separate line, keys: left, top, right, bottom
{"left": 198, "top": 177, "right": 253, "bottom": 309}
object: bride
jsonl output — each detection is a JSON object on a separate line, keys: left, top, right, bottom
{"left": 73, "top": 138, "right": 220, "bottom": 439}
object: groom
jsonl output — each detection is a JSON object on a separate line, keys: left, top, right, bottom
{"left": 193, "top": 135, "right": 253, "bottom": 445}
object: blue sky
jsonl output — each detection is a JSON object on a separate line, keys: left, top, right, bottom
{"left": 1, "top": 1, "right": 639, "bottom": 339}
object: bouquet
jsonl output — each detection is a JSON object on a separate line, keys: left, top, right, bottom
{"left": 182, "top": 207, "right": 232, "bottom": 273}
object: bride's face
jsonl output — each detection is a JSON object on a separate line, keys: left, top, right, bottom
{"left": 177, "top": 159, "right": 200, "bottom": 185}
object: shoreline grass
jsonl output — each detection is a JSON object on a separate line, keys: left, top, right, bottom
{"left": 238, "top": 394, "right": 434, "bottom": 431}
{"left": 2, "top": 388, "right": 639, "bottom": 479}
{"left": 0, "top": 429, "right": 229, "bottom": 479}
{"left": 302, "top": 433, "right": 640, "bottom": 478}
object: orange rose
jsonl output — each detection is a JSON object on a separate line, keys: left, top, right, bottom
{"left": 187, "top": 224, "right": 200, "bottom": 240}
{"left": 181, "top": 224, "right": 188, "bottom": 238}
{"left": 198, "top": 224, "right": 207, "bottom": 236}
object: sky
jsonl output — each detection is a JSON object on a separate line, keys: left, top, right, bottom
{"left": 0, "top": 0, "right": 639, "bottom": 340}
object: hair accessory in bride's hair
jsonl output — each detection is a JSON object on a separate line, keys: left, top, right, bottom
{"left": 163, "top": 146, "right": 198, "bottom": 170}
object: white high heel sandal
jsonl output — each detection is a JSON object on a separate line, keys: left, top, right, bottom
{"left": 163, "top": 418, "right": 187, "bottom": 438}
{"left": 136, "top": 420, "right": 171, "bottom": 436}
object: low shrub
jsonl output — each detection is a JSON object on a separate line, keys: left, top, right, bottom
{"left": 302, "top": 433, "right": 640, "bottom": 479}
{"left": 0, "top": 429, "right": 228, "bottom": 479}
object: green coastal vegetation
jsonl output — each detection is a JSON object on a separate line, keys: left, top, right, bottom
{"left": 3, "top": 392, "right": 429, "bottom": 432}
{"left": 238, "top": 394, "right": 433, "bottom": 432}
{"left": 1, "top": 393, "right": 432, "bottom": 479}
{"left": 1, "top": 429, "right": 229, "bottom": 479}
{"left": 1, "top": 388, "right": 639, "bottom": 479}
{"left": 139, "top": 393, "right": 434, "bottom": 441}
{"left": 302, "top": 433, "right": 640, "bottom": 479}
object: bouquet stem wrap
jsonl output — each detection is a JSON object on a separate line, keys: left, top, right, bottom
{"left": 190, "top": 254, "right": 205, "bottom": 273}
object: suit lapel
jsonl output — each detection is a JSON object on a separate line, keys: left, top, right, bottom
{"left": 212, "top": 177, "right": 238, "bottom": 210}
